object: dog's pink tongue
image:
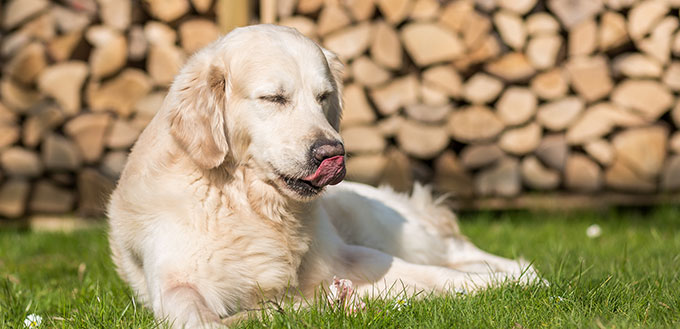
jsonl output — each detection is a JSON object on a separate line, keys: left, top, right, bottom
{"left": 303, "top": 155, "right": 346, "bottom": 187}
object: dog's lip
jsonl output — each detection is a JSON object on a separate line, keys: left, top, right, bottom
{"left": 279, "top": 174, "right": 323, "bottom": 196}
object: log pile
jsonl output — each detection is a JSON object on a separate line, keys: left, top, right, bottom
{"left": 1, "top": 0, "right": 680, "bottom": 218}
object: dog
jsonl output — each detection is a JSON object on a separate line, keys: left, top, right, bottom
{"left": 108, "top": 24, "right": 540, "bottom": 328}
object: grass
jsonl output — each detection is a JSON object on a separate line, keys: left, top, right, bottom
{"left": 1, "top": 207, "right": 679, "bottom": 328}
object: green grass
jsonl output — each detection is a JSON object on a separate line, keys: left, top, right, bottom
{"left": 1, "top": 207, "right": 679, "bottom": 328}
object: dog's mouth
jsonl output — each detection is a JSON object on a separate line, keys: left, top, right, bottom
{"left": 279, "top": 155, "right": 346, "bottom": 197}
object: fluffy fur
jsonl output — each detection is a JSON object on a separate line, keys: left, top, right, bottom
{"left": 108, "top": 25, "right": 540, "bottom": 329}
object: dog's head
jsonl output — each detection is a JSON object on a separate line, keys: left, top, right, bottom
{"left": 166, "top": 25, "right": 346, "bottom": 200}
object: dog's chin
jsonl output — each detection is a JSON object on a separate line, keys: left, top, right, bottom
{"left": 277, "top": 174, "right": 324, "bottom": 200}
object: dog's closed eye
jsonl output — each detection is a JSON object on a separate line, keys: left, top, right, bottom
{"left": 260, "top": 94, "right": 289, "bottom": 105}
{"left": 317, "top": 92, "right": 331, "bottom": 103}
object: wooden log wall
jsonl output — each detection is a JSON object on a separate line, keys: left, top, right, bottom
{"left": 1, "top": 0, "right": 680, "bottom": 218}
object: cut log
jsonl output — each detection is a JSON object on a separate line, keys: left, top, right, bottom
{"left": 379, "top": 149, "right": 413, "bottom": 193}
{"left": 628, "top": 0, "right": 668, "bottom": 40}
{"left": 447, "top": 105, "right": 505, "bottom": 142}
{"left": 20, "top": 13, "right": 56, "bottom": 42}
{"left": 144, "top": 21, "right": 176, "bottom": 45}
{"left": 369, "top": 74, "right": 419, "bottom": 116}
{"left": 101, "top": 151, "right": 128, "bottom": 179}
{"left": 493, "top": 10, "right": 526, "bottom": 50}
{"left": 547, "top": 0, "right": 603, "bottom": 29}
{"left": 0, "top": 123, "right": 20, "bottom": 149}
{"left": 344, "top": 0, "right": 375, "bottom": 21}
{"left": 98, "top": 0, "right": 131, "bottom": 30}
{"left": 569, "top": 19, "right": 597, "bottom": 56}
{"left": 77, "top": 168, "right": 115, "bottom": 216}
{"left": 341, "top": 126, "right": 386, "bottom": 154}
{"left": 396, "top": 120, "right": 449, "bottom": 159}
{"left": 637, "top": 16, "right": 678, "bottom": 64}
{"left": 584, "top": 139, "right": 614, "bottom": 165}
{"left": 323, "top": 22, "right": 373, "bottom": 62}
{"left": 662, "top": 155, "right": 680, "bottom": 191}
{"left": 521, "top": 156, "right": 560, "bottom": 190}
{"left": 52, "top": 5, "right": 91, "bottom": 33}
{"left": 296, "top": 0, "right": 323, "bottom": 14}
{"left": 0, "top": 103, "right": 17, "bottom": 123}
{"left": 401, "top": 22, "right": 464, "bottom": 66}
{"left": 460, "top": 11, "right": 492, "bottom": 50}
{"left": 536, "top": 97, "right": 584, "bottom": 131}
{"left": 419, "top": 83, "right": 449, "bottom": 106}
{"left": 612, "top": 126, "right": 668, "bottom": 178}
{"left": 369, "top": 21, "right": 402, "bottom": 70}
{"left": 346, "top": 154, "right": 388, "bottom": 185}
{"left": 341, "top": 84, "right": 376, "bottom": 128}
{"left": 351, "top": 56, "right": 391, "bottom": 87}
{"left": 22, "top": 105, "right": 64, "bottom": 148}
{"left": 673, "top": 102, "right": 680, "bottom": 128}
{"left": 611, "top": 79, "right": 673, "bottom": 121}
{"left": 671, "top": 132, "right": 680, "bottom": 153}
{"left": 498, "top": 0, "right": 536, "bottom": 15}
{"left": 0, "top": 147, "right": 43, "bottom": 177}
{"left": 526, "top": 12, "right": 560, "bottom": 36}
{"left": 404, "top": 103, "right": 451, "bottom": 123}
{"left": 216, "top": 0, "right": 249, "bottom": 33}
{"left": 37, "top": 61, "right": 88, "bottom": 116}
{"left": 613, "top": 53, "right": 662, "bottom": 78}
{"left": 565, "top": 55, "right": 613, "bottom": 102}
{"left": 145, "top": 0, "right": 190, "bottom": 22}
{"left": 438, "top": 1, "right": 473, "bottom": 33}
{"left": 317, "top": 5, "right": 351, "bottom": 36}
{"left": 462, "top": 73, "right": 503, "bottom": 104}
{"left": 662, "top": 62, "right": 680, "bottom": 91}
{"left": 536, "top": 134, "right": 568, "bottom": 170}
{"left": 106, "top": 119, "right": 141, "bottom": 149}
{"left": 0, "top": 179, "right": 30, "bottom": 218}
{"left": 260, "top": 0, "right": 276, "bottom": 24}
{"left": 86, "top": 26, "right": 127, "bottom": 79}
{"left": 376, "top": 115, "right": 404, "bottom": 137}
{"left": 2, "top": 0, "right": 49, "bottom": 29}
{"left": 422, "top": 65, "right": 462, "bottom": 98}
{"left": 88, "top": 68, "right": 153, "bottom": 117}
{"left": 496, "top": 87, "right": 537, "bottom": 126}
{"left": 134, "top": 91, "right": 166, "bottom": 123}
{"left": 454, "top": 35, "right": 500, "bottom": 71}
{"left": 530, "top": 68, "right": 568, "bottom": 100}
{"left": 5, "top": 42, "right": 46, "bottom": 85}
{"left": 410, "top": 0, "right": 439, "bottom": 21}
{"left": 475, "top": 157, "right": 521, "bottom": 197}
{"left": 566, "top": 103, "right": 618, "bottom": 144}
{"left": 179, "top": 19, "right": 220, "bottom": 54}
{"left": 527, "top": 34, "right": 562, "bottom": 70}
{"left": 599, "top": 11, "right": 629, "bottom": 50}
{"left": 29, "top": 181, "right": 75, "bottom": 213}
{"left": 460, "top": 144, "right": 504, "bottom": 169}
{"left": 47, "top": 30, "right": 83, "bottom": 62}
{"left": 42, "top": 133, "right": 81, "bottom": 171}
{"left": 484, "top": 52, "right": 536, "bottom": 82}
{"left": 376, "top": 0, "right": 412, "bottom": 25}
{"left": 605, "top": 158, "right": 656, "bottom": 192}
{"left": 64, "top": 113, "right": 111, "bottom": 163}
{"left": 191, "top": 0, "right": 213, "bottom": 13}
{"left": 434, "top": 151, "right": 474, "bottom": 197}
{"left": 498, "top": 123, "right": 542, "bottom": 155}
{"left": 147, "top": 45, "right": 185, "bottom": 86}
{"left": 565, "top": 154, "right": 602, "bottom": 192}
{"left": 278, "top": 16, "right": 317, "bottom": 40}
{"left": 1, "top": 78, "right": 41, "bottom": 112}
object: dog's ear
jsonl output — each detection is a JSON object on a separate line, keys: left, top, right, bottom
{"left": 167, "top": 57, "right": 229, "bottom": 169}
{"left": 321, "top": 48, "right": 344, "bottom": 131}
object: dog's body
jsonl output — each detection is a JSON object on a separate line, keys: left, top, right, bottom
{"left": 108, "top": 25, "right": 539, "bottom": 328}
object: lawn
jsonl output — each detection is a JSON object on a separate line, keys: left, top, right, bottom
{"left": 1, "top": 207, "right": 679, "bottom": 328}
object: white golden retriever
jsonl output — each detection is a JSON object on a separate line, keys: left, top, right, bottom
{"left": 108, "top": 25, "right": 540, "bottom": 328}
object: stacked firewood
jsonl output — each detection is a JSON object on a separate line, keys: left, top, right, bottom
{"left": 0, "top": 0, "right": 227, "bottom": 218}
{"left": 1, "top": 0, "right": 680, "bottom": 218}
{"left": 276, "top": 0, "right": 680, "bottom": 200}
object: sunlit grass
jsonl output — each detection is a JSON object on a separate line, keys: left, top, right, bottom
{"left": 1, "top": 206, "right": 678, "bottom": 328}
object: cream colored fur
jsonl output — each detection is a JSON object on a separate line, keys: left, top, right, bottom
{"left": 108, "top": 25, "right": 540, "bottom": 329}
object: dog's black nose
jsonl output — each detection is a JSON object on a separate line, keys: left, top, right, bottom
{"left": 311, "top": 139, "right": 345, "bottom": 162}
